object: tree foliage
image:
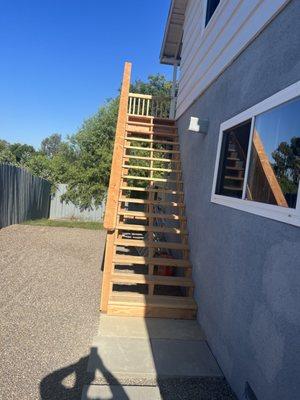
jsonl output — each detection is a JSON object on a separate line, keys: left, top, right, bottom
{"left": 41, "top": 133, "right": 62, "bottom": 157}
{"left": 272, "top": 136, "right": 300, "bottom": 194}
{"left": 130, "top": 74, "right": 172, "bottom": 96}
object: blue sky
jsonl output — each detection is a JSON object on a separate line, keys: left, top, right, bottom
{"left": 0, "top": 0, "right": 171, "bottom": 148}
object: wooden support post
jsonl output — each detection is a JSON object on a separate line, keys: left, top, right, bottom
{"left": 100, "top": 230, "right": 116, "bottom": 311}
{"left": 103, "top": 62, "right": 132, "bottom": 230}
{"left": 100, "top": 62, "right": 132, "bottom": 311}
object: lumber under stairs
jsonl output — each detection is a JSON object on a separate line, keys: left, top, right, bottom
{"left": 100, "top": 62, "right": 197, "bottom": 319}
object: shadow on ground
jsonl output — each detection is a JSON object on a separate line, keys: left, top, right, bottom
{"left": 40, "top": 347, "right": 129, "bottom": 400}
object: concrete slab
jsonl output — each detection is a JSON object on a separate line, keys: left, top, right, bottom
{"left": 87, "top": 339, "right": 156, "bottom": 379}
{"left": 88, "top": 337, "right": 222, "bottom": 380}
{"left": 81, "top": 384, "right": 162, "bottom": 400}
{"left": 98, "top": 314, "right": 205, "bottom": 340}
{"left": 151, "top": 339, "right": 223, "bottom": 377}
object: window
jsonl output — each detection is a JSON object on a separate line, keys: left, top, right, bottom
{"left": 211, "top": 82, "right": 300, "bottom": 227}
{"left": 205, "top": 0, "right": 221, "bottom": 26}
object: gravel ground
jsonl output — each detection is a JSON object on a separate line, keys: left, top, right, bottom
{"left": 0, "top": 224, "right": 105, "bottom": 400}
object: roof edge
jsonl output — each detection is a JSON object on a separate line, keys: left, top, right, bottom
{"left": 160, "top": 0, "right": 187, "bottom": 66}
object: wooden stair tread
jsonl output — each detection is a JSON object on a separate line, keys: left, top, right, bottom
{"left": 126, "top": 130, "right": 178, "bottom": 138}
{"left": 119, "top": 197, "right": 184, "bottom": 206}
{"left": 109, "top": 294, "right": 197, "bottom": 309}
{"left": 115, "top": 238, "right": 189, "bottom": 250}
{"left": 223, "top": 185, "right": 243, "bottom": 191}
{"left": 125, "top": 155, "right": 180, "bottom": 163}
{"left": 225, "top": 166, "right": 243, "bottom": 171}
{"left": 113, "top": 254, "right": 190, "bottom": 267}
{"left": 111, "top": 273, "right": 194, "bottom": 287}
{"left": 123, "top": 165, "right": 180, "bottom": 173}
{"left": 116, "top": 224, "right": 187, "bottom": 234}
{"left": 224, "top": 175, "right": 244, "bottom": 180}
{"left": 125, "top": 137, "right": 179, "bottom": 145}
{"left": 118, "top": 210, "right": 186, "bottom": 220}
{"left": 126, "top": 121, "right": 177, "bottom": 130}
{"left": 124, "top": 145, "right": 180, "bottom": 154}
{"left": 120, "top": 186, "right": 183, "bottom": 194}
{"left": 122, "top": 175, "right": 182, "bottom": 183}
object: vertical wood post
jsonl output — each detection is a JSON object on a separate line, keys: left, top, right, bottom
{"left": 101, "top": 62, "right": 132, "bottom": 312}
{"left": 103, "top": 62, "right": 132, "bottom": 230}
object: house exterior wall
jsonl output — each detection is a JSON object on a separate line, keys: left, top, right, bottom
{"left": 176, "top": 1, "right": 300, "bottom": 399}
{"left": 177, "top": 0, "right": 289, "bottom": 118}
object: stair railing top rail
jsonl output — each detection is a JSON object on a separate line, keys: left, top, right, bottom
{"left": 128, "top": 92, "right": 171, "bottom": 119}
{"left": 103, "top": 62, "right": 132, "bottom": 231}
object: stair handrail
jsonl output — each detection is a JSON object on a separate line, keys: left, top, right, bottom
{"left": 103, "top": 62, "right": 132, "bottom": 231}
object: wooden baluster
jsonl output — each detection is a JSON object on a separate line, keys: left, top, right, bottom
{"left": 129, "top": 96, "right": 132, "bottom": 114}
{"left": 142, "top": 98, "right": 145, "bottom": 116}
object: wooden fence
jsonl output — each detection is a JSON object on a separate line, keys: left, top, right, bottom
{"left": 50, "top": 184, "right": 105, "bottom": 222}
{"left": 0, "top": 164, "right": 51, "bottom": 228}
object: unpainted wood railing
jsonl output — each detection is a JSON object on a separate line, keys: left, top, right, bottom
{"left": 128, "top": 93, "right": 171, "bottom": 119}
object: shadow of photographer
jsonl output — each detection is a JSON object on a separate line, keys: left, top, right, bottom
{"left": 40, "top": 347, "right": 129, "bottom": 400}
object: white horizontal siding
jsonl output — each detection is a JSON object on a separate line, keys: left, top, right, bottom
{"left": 176, "top": 0, "right": 290, "bottom": 118}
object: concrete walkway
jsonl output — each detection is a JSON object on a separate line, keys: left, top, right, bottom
{"left": 81, "top": 315, "right": 236, "bottom": 400}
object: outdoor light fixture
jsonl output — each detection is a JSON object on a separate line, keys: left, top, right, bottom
{"left": 188, "top": 117, "right": 209, "bottom": 134}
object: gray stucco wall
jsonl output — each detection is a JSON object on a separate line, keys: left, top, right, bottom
{"left": 176, "top": 2, "right": 300, "bottom": 399}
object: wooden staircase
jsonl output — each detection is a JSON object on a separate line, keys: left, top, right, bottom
{"left": 100, "top": 62, "right": 197, "bottom": 319}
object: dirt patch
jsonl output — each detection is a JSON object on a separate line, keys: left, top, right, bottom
{"left": 0, "top": 224, "right": 105, "bottom": 400}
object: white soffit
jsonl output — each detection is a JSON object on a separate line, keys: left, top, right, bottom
{"left": 160, "top": 0, "right": 188, "bottom": 65}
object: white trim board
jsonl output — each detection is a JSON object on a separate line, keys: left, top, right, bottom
{"left": 211, "top": 81, "right": 300, "bottom": 228}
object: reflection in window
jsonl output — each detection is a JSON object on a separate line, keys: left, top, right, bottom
{"left": 246, "top": 97, "right": 300, "bottom": 208}
{"left": 216, "top": 120, "right": 251, "bottom": 198}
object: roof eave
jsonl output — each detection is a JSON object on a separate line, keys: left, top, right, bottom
{"left": 160, "top": 0, "right": 187, "bottom": 66}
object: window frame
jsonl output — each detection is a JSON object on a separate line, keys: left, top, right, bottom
{"left": 211, "top": 81, "right": 300, "bottom": 227}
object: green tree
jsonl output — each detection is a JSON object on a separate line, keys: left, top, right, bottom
{"left": 25, "top": 153, "right": 55, "bottom": 182}
{"left": 10, "top": 143, "right": 36, "bottom": 163}
{"left": 41, "top": 133, "right": 62, "bottom": 157}
{"left": 0, "top": 140, "right": 16, "bottom": 164}
{"left": 130, "top": 74, "right": 172, "bottom": 96}
{"left": 272, "top": 137, "right": 300, "bottom": 195}
{"left": 60, "top": 98, "right": 119, "bottom": 208}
